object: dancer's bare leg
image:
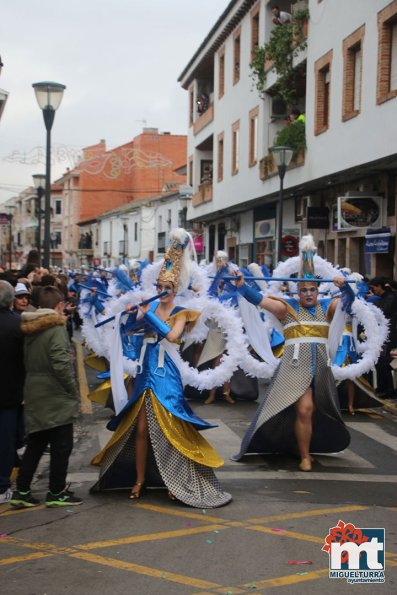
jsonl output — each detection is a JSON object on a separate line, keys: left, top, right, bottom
{"left": 192, "top": 342, "right": 204, "bottom": 367}
{"left": 129, "top": 404, "right": 149, "bottom": 498}
{"left": 205, "top": 354, "right": 222, "bottom": 404}
{"left": 294, "top": 388, "right": 314, "bottom": 471}
{"left": 222, "top": 380, "right": 234, "bottom": 404}
{"left": 347, "top": 380, "right": 355, "bottom": 415}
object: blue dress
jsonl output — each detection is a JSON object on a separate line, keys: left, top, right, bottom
{"left": 91, "top": 302, "right": 231, "bottom": 508}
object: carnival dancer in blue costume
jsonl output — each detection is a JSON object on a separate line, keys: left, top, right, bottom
{"left": 91, "top": 229, "right": 232, "bottom": 508}
{"left": 332, "top": 271, "right": 388, "bottom": 415}
{"left": 201, "top": 251, "right": 239, "bottom": 404}
{"left": 233, "top": 235, "right": 351, "bottom": 472}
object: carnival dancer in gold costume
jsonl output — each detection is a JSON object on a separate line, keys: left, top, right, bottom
{"left": 233, "top": 235, "right": 351, "bottom": 472}
{"left": 91, "top": 229, "right": 231, "bottom": 507}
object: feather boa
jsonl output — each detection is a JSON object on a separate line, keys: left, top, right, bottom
{"left": 354, "top": 301, "right": 389, "bottom": 354}
{"left": 81, "top": 285, "right": 249, "bottom": 390}
{"left": 166, "top": 300, "right": 245, "bottom": 390}
{"left": 330, "top": 298, "right": 388, "bottom": 380}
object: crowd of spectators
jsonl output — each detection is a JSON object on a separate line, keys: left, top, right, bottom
{"left": 0, "top": 249, "right": 82, "bottom": 507}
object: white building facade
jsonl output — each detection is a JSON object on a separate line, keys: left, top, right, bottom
{"left": 179, "top": 0, "right": 397, "bottom": 278}
{"left": 88, "top": 189, "right": 193, "bottom": 269}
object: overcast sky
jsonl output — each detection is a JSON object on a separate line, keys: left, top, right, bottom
{"left": 0, "top": 0, "right": 228, "bottom": 205}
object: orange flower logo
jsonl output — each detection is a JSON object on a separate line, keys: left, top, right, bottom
{"left": 323, "top": 520, "right": 369, "bottom": 564}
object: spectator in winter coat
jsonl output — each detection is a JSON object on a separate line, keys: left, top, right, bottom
{"left": 0, "top": 281, "right": 25, "bottom": 504}
{"left": 10, "top": 286, "right": 83, "bottom": 508}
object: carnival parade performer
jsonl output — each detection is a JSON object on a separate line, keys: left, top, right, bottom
{"left": 233, "top": 235, "right": 353, "bottom": 472}
{"left": 90, "top": 229, "right": 232, "bottom": 508}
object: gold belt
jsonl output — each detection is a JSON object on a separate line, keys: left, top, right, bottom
{"left": 283, "top": 323, "right": 329, "bottom": 341}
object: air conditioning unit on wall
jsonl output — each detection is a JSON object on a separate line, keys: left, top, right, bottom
{"left": 271, "top": 96, "right": 288, "bottom": 119}
{"left": 295, "top": 196, "right": 311, "bottom": 221}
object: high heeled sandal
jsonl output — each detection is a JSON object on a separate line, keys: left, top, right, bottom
{"left": 168, "top": 490, "right": 177, "bottom": 501}
{"left": 129, "top": 482, "right": 145, "bottom": 499}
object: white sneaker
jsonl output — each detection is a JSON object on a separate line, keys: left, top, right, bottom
{"left": 0, "top": 488, "right": 13, "bottom": 504}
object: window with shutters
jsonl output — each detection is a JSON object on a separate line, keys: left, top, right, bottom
{"left": 217, "top": 133, "right": 224, "bottom": 182}
{"left": 377, "top": 1, "right": 397, "bottom": 104}
{"left": 342, "top": 25, "right": 365, "bottom": 121}
{"left": 251, "top": 4, "right": 260, "bottom": 62}
{"left": 314, "top": 50, "right": 333, "bottom": 135}
{"left": 219, "top": 48, "right": 225, "bottom": 99}
{"left": 390, "top": 22, "right": 397, "bottom": 89}
{"left": 232, "top": 121, "right": 240, "bottom": 175}
{"left": 233, "top": 28, "right": 241, "bottom": 85}
{"left": 249, "top": 107, "right": 259, "bottom": 167}
{"left": 188, "top": 155, "right": 193, "bottom": 187}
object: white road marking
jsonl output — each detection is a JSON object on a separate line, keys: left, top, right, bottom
{"left": 76, "top": 419, "right": 395, "bottom": 486}
{"left": 346, "top": 421, "right": 397, "bottom": 453}
{"left": 216, "top": 470, "right": 397, "bottom": 482}
{"left": 314, "top": 449, "right": 374, "bottom": 469}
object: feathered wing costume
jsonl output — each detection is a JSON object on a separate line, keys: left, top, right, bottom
{"left": 89, "top": 229, "right": 232, "bottom": 508}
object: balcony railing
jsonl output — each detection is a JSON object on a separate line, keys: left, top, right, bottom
{"left": 192, "top": 181, "right": 213, "bottom": 207}
{"left": 259, "top": 149, "right": 305, "bottom": 181}
{"left": 193, "top": 103, "right": 214, "bottom": 136}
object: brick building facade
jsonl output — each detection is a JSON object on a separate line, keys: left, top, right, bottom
{"left": 61, "top": 128, "right": 187, "bottom": 268}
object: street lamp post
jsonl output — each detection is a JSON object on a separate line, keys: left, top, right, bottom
{"left": 32, "top": 173, "right": 46, "bottom": 265}
{"left": 270, "top": 145, "right": 293, "bottom": 264}
{"left": 32, "top": 81, "right": 66, "bottom": 269}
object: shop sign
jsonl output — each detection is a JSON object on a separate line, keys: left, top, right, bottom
{"left": 307, "top": 207, "right": 329, "bottom": 229}
{"left": 337, "top": 196, "right": 383, "bottom": 230}
{"left": 193, "top": 235, "right": 204, "bottom": 252}
{"left": 365, "top": 228, "right": 391, "bottom": 254}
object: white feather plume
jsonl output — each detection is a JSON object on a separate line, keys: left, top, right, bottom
{"left": 299, "top": 234, "right": 316, "bottom": 253}
{"left": 248, "top": 262, "right": 267, "bottom": 291}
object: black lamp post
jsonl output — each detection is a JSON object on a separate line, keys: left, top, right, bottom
{"left": 32, "top": 174, "right": 46, "bottom": 265}
{"left": 32, "top": 81, "right": 66, "bottom": 268}
{"left": 270, "top": 145, "right": 293, "bottom": 264}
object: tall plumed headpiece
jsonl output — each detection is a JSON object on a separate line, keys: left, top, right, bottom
{"left": 298, "top": 234, "right": 317, "bottom": 284}
{"left": 158, "top": 228, "right": 195, "bottom": 291}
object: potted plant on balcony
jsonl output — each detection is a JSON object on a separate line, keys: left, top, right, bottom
{"left": 259, "top": 153, "right": 276, "bottom": 180}
{"left": 250, "top": 7, "right": 309, "bottom": 103}
{"left": 273, "top": 119, "right": 306, "bottom": 162}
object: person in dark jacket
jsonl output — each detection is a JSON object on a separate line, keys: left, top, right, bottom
{"left": 370, "top": 276, "right": 397, "bottom": 397}
{"left": 10, "top": 286, "right": 83, "bottom": 508}
{"left": 0, "top": 280, "right": 25, "bottom": 504}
